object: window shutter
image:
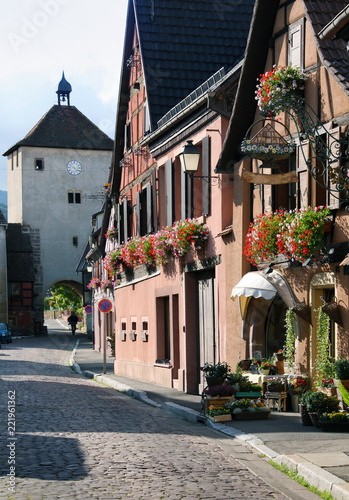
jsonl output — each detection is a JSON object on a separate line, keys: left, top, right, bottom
{"left": 123, "top": 197, "right": 128, "bottom": 243}
{"left": 136, "top": 191, "right": 141, "bottom": 236}
{"left": 117, "top": 203, "right": 121, "bottom": 245}
{"left": 328, "top": 128, "right": 341, "bottom": 209}
{"left": 151, "top": 169, "right": 157, "bottom": 232}
{"left": 202, "top": 136, "right": 210, "bottom": 215}
{"left": 288, "top": 19, "right": 304, "bottom": 69}
{"left": 165, "top": 159, "right": 173, "bottom": 226}
{"left": 181, "top": 167, "right": 187, "bottom": 220}
{"left": 146, "top": 183, "right": 152, "bottom": 233}
{"left": 298, "top": 142, "right": 310, "bottom": 207}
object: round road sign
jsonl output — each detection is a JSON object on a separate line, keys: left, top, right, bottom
{"left": 98, "top": 299, "right": 113, "bottom": 313}
{"left": 85, "top": 305, "right": 92, "bottom": 314}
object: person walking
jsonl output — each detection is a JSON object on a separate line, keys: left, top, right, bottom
{"left": 67, "top": 312, "right": 79, "bottom": 335}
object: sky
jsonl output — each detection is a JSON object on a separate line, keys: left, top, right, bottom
{"left": 0, "top": 0, "right": 128, "bottom": 192}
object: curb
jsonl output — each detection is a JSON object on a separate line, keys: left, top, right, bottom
{"left": 70, "top": 349, "right": 349, "bottom": 500}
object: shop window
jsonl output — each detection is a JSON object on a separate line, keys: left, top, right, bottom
{"left": 265, "top": 296, "right": 288, "bottom": 359}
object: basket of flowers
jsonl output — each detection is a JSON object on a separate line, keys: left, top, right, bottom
{"left": 287, "top": 374, "right": 309, "bottom": 395}
{"left": 206, "top": 406, "right": 232, "bottom": 423}
{"left": 202, "top": 361, "right": 230, "bottom": 387}
{"left": 226, "top": 399, "right": 270, "bottom": 420}
{"left": 266, "top": 378, "right": 286, "bottom": 393}
{"left": 320, "top": 379, "right": 337, "bottom": 397}
{"left": 255, "top": 65, "right": 305, "bottom": 116}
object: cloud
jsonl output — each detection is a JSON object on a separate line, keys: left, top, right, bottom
{"left": 0, "top": 0, "right": 127, "bottom": 190}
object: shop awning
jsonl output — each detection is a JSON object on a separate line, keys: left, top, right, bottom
{"left": 231, "top": 271, "right": 296, "bottom": 320}
{"left": 231, "top": 272, "right": 277, "bottom": 300}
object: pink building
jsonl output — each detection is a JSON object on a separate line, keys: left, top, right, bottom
{"left": 89, "top": 0, "right": 255, "bottom": 393}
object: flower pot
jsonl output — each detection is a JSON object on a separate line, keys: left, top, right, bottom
{"left": 290, "top": 394, "right": 300, "bottom": 412}
{"left": 309, "top": 412, "right": 320, "bottom": 428}
{"left": 261, "top": 369, "right": 270, "bottom": 375}
{"left": 206, "top": 376, "right": 225, "bottom": 387}
{"left": 276, "top": 361, "right": 284, "bottom": 374}
{"left": 319, "top": 420, "right": 349, "bottom": 432}
{"left": 299, "top": 403, "right": 313, "bottom": 426}
{"left": 207, "top": 413, "right": 232, "bottom": 423}
{"left": 320, "top": 388, "right": 337, "bottom": 397}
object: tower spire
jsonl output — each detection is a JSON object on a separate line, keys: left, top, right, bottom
{"left": 56, "top": 71, "right": 72, "bottom": 106}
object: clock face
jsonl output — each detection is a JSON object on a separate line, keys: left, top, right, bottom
{"left": 67, "top": 160, "right": 82, "bottom": 175}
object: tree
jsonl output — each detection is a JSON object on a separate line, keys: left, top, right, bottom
{"left": 49, "top": 285, "right": 82, "bottom": 315}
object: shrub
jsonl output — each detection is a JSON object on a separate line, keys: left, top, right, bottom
{"left": 334, "top": 358, "right": 349, "bottom": 380}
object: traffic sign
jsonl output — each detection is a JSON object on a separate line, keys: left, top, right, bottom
{"left": 85, "top": 305, "right": 92, "bottom": 314}
{"left": 98, "top": 299, "right": 113, "bottom": 313}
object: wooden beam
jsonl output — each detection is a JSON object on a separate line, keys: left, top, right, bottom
{"left": 242, "top": 169, "right": 298, "bottom": 185}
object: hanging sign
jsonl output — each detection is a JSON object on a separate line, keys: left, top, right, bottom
{"left": 85, "top": 305, "right": 92, "bottom": 314}
{"left": 242, "top": 169, "right": 298, "bottom": 185}
{"left": 98, "top": 299, "right": 113, "bottom": 313}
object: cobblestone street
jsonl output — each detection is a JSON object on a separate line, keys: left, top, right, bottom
{"left": 0, "top": 328, "right": 290, "bottom": 500}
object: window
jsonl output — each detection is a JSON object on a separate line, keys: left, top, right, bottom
{"left": 288, "top": 18, "right": 304, "bottom": 69}
{"left": 125, "top": 122, "right": 132, "bottom": 151}
{"left": 72, "top": 236, "right": 78, "bottom": 247}
{"left": 156, "top": 296, "right": 170, "bottom": 362}
{"left": 35, "top": 158, "right": 44, "bottom": 171}
{"left": 137, "top": 182, "right": 154, "bottom": 236}
{"left": 68, "top": 191, "right": 82, "bottom": 204}
{"left": 271, "top": 157, "right": 297, "bottom": 212}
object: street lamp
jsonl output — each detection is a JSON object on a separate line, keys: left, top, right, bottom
{"left": 179, "top": 140, "right": 201, "bottom": 173}
{"left": 179, "top": 140, "right": 221, "bottom": 186}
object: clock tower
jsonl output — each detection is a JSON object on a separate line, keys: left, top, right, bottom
{"left": 3, "top": 75, "right": 113, "bottom": 335}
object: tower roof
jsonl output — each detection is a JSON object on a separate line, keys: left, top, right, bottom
{"left": 57, "top": 71, "right": 72, "bottom": 93}
{"left": 3, "top": 105, "right": 114, "bottom": 156}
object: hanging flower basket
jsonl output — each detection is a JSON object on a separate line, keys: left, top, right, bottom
{"left": 241, "top": 122, "right": 295, "bottom": 166}
{"left": 322, "top": 298, "right": 343, "bottom": 327}
{"left": 255, "top": 65, "right": 305, "bottom": 115}
{"left": 291, "top": 300, "right": 312, "bottom": 325}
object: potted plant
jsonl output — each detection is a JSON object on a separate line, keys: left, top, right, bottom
{"left": 202, "top": 361, "right": 230, "bottom": 387}
{"left": 203, "top": 384, "right": 237, "bottom": 413}
{"left": 304, "top": 391, "right": 339, "bottom": 427}
{"left": 288, "top": 374, "right": 309, "bottom": 412}
{"left": 225, "top": 372, "right": 243, "bottom": 390}
{"left": 299, "top": 391, "right": 314, "bottom": 426}
{"left": 260, "top": 361, "right": 272, "bottom": 375}
{"left": 276, "top": 349, "right": 284, "bottom": 362}
{"left": 320, "top": 379, "right": 336, "bottom": 397}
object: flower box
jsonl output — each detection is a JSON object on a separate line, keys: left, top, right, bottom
{"left": 204, "top": 397, "right": 234, "bottom": 411}
{"left": 319, "top": 420, "right": 349, "bottom": 432}
{"left": 235, "top": 392, "right": 262, "bottom": 399}
{"left": 231, "top": 410, "right": 270, "bottom": 421}
{"left": 207, "top": 414, "right": 232, "bottom": 423}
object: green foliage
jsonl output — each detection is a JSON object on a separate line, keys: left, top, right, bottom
{"left": 314, "top": 307, "right": 333, "bottom": 386}
{"left": 304, "top": 391, "right": 339, "bottom": 414}
{"left": 269, "top": 460, "right": 334, "bottom": 500}
{"left": 284, "top": 309, "right": 296, "bottom": 368}
{"left": 338, "top": 380, "right": 349, "bottom": 407}
{"left": 320, "top": 412, "right": 349, "bottom": 423}
{"left": 202, "top": 361, "right": 230, "bottom": 378}
{"left": 334, "top": 358, "right": 349, "bottom": 380}
{"left": 49, "top": 285, "right": 82, "bottom": 316}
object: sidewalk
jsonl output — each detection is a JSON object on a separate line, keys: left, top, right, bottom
{"left": 71, "top": 335, "right": 349, "bottom": 500}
